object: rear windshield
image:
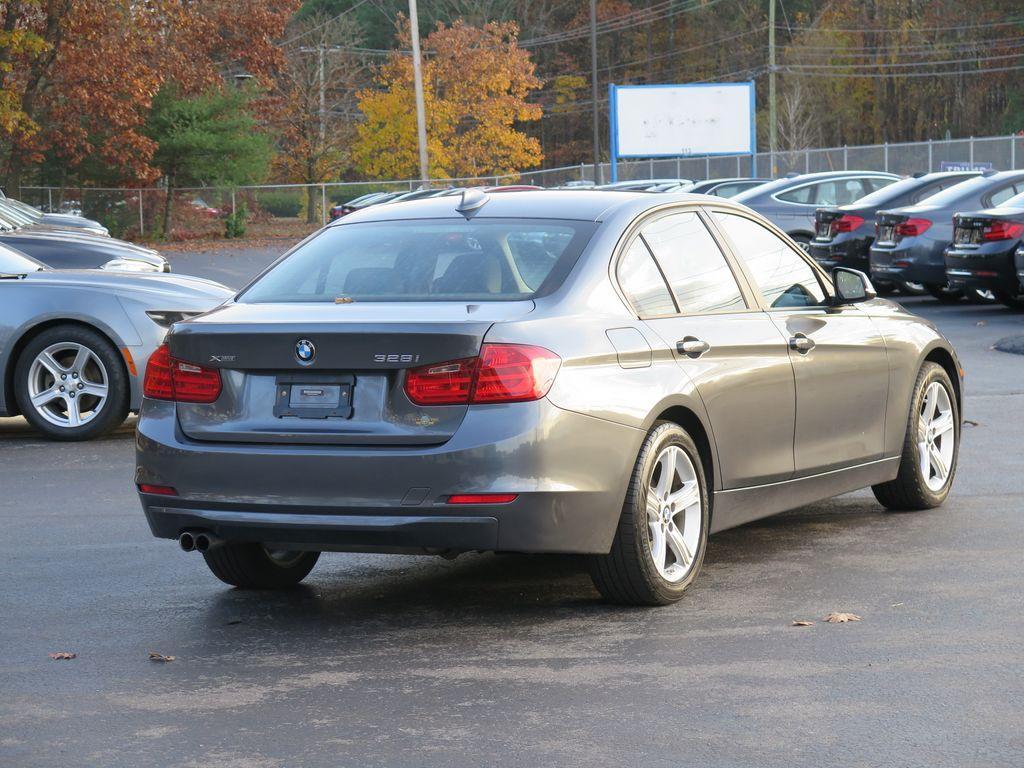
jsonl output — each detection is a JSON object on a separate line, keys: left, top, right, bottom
{"left": 914, "top": 175, "right": 1004, "bottom": 207}
{"left": 239, "top": 218, "right": 596, "bottom": 303}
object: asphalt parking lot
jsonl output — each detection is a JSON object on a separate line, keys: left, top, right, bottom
{"left": 2, "top": 245, "right": 1023, "bottom": 767}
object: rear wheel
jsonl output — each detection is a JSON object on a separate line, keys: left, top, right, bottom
{"left": 872, "top": 362, "right": 958, "bottom": 510}
{"left": 995, "top": 291, "right": 1024, "bottom": 309}
{"left": 790, "top": 234, "right": 811, "bottom": 252}
{"left": 589, "top": 422, "right": 709, "bottom": 606}
{"left": 203, "top": 543, "right": 320, "bottom": 589}
{"left": 13, "top": 324, "right": 129, "bottom": 441}
{"left": 924, "top": 283, "right": 965, "bottom": 303}
{"left": 899, "top": 281, "right": 927, "bottom": 295}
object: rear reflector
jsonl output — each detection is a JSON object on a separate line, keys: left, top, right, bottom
{"left": 143, "top": 344, "right": 222, "bottom": 403}
{"left": 447, "top": 493, "right": 518, "bottom": 505}
{"left": 404, "top": 343, "right": 561, "bottom": 406}
{"left": 137, "top": 483, "right": 177, "bottom": 496}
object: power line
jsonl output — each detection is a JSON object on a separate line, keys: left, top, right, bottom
{"left": 779, "top": 17, "right": 1024, "bottom": 34}
{"left": 781, "top": 62, "right": 1024, "bottom": 78}
{"left": 281, "top": 0, "right": 374, "bottom": 46}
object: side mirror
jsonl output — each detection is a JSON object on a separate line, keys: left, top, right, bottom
{"left": 831, "top": 267, "right": 876, "bottom": 304}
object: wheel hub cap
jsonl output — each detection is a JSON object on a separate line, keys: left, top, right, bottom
{"left": 646, "top": 444, "right": 702, "bottom": 584}
{"left": 27, "top": 342, "right": 109, "bottom": 429}
{"left": 918, "top": 380, "right": 955, "bottom": 492}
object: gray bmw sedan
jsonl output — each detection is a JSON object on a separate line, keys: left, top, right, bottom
{"left": 136, "top": 190, "right": 962, "bottom": 605}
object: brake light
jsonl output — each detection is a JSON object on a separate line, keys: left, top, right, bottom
{"left": 895, "top": 218, "right": 932, "bottom": 238}
{"left": 981, "top": 220, "right": 1024, "bottom": 241}
{"left": 143, "top": 344, "right": 222, "bottom": 403}
{"left": 831, "top": 214, "right": 865, "bottom": 234}
{"left": 404, "top": 343, "right": 561, "bottom": 406}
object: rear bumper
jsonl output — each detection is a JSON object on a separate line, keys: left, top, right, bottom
{"left": 808, "top": 237, "right": 871, "bottom": 273}
{"left": 870, "top": 239, "right": 948, "bottom": 285}
{"left": 136, "top": 398, "right": 644, "bottom": 555}
{"left": 945, "top": 246, "right": 1020, "bottom": 294}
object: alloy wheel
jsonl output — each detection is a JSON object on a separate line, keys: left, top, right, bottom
{"left": 646, "top": 445, "right": 702, "bottom": 583}
{"left": 27, "top": 342, "right": 109, "bottom": 428}
{"left": 918, "top": 381, "right": 955, "bottom": 492}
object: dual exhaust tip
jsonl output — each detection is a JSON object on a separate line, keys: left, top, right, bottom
{"left": 178, "top": 530, "right": 221, "bottom": 553}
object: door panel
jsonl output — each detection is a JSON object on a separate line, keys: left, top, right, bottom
{"left": 769, "top": 307, "right": 889, "bottom": 475}
{"left": 645, "top": 314, "right": 796, "bottom": 488}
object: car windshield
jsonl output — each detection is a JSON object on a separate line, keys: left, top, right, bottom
{"left": 0, "top": 200, "right": 35, "bottom": 227}
{"left": 0, "top": 244, "right": 44, "bottom": 274}
{"left": 239, "top": 218, "right": 596, "bottom": 303}
{"left": 915, "top": 175, "right": 1003, "bottom": 207}
{"left": 847, "top": 176, "right": 936, "bottom": 207}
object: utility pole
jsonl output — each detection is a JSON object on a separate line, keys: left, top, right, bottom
{"left": 590, "top": 0, "right": 601, "bottom": 183}
{"left": 408, "top": 0, "right": 430, "bottom": 185}
{"left": 768, "top": 0, "right": 777, "bottom": 177}
{"left": 318, "top": 44, "right": 326, "bottom": 144}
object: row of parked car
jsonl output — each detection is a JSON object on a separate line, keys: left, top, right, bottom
{"left": 333, "top": 169, "right": 1024, "bottom": 309}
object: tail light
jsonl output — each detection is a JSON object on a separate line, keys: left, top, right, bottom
{"left": 831, "top": 214, "right": 865, "bottom": 234}
{"left": 404, "top": 343, "right": 561, "bottom": 406}
{"left": 982, "top": 221, "right": 1024, "bottom": 241}
{"left": 446, "top": 493, "right": 518, "bottom": 505}
{"left": 143, "top": 344, "right": 222, "bottom": 403}
{"left": 895, "top": 218, "right": 932, "bottom": 238}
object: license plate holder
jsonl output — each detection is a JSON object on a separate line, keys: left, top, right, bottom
{"left": 273, "top": 375, "right": 354, "bottom": 419}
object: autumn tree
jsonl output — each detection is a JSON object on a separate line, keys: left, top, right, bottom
{"left": 145, "top": 85, "right": 272, "bottom": 237}
{"left": 354, "top": 18, "right": 543, "bottom": 180}
{"left": 0, "top": 0, "right": 297, "bottom": 190}
{"left": 273, "top": 12, "right": 365, "bottom": 222}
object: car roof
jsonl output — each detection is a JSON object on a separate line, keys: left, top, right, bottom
{"left": 733, "top": 170, "right": 900, "bottom": 202}
{"left": 330, "top": 189, "right": 725, "bottom": 225}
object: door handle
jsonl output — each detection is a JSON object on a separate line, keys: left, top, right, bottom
{"left": 677, "top": 337, "right": 711, "bottom": 358}
{"left": 789, "top": 333, "right": 815, "bottom": 354}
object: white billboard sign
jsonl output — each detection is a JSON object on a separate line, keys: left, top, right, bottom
{"left": 609, "top": 83, "right": 756, "bottom": 179}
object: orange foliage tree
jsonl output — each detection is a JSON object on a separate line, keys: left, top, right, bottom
{"left": 0, "top": 0, "right": 297, "bottom": 190}
{"left": 354, "top": 19, "right": 543, "bottom": 180}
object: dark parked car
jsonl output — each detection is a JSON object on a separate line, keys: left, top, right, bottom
{"left": 871, "top": 170, "right": 1024, "bottom": 302}
{"left": 809, "top": 171, "right": 978, "bottom": 290}
{"left": 733, "top": 171, "right": 900, "bottom": 249}
{"left": 0, "top": 194, "right": 109, "bottom": 235}
{"left": 136, "top": 190, "right": 961, "bottom": 605}
{"left": 684, "top": 178, "right": 771, "bottom": 197}
{"left": 329, "top": 192, "right": 393, "bottom": 221}
{"left": 0, "top": 205, "right": 168, "bottom": 272}
{"left": 944, "top": 189, "right": 1024, "bottom": 308}
{"left": 598, "top": 179, "right": 694, "bottom": 192}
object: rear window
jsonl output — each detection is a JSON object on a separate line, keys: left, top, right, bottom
{"left": 239, "top": 219, "right": 595, "bottom": 303}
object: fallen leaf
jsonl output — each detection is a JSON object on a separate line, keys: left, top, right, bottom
{"left": 148, "top": 651, "right": 175, "bottom": 663}
{"left": 48, "top": 652, "right": 76, "bottom": 660}
{"left": 825, "top": 612, "right": 861, "bottom": 623}
{"left": 976, "top": 321, "right": 987, "bottom": 326}
{"left": 963, "top": 419, "right": 979, "bottom": 427}
{"left": 890, "top": 602, "right": 904, "bottom": 608}
{"left": 791, "top": 620, "right": 814, "bottom": 627}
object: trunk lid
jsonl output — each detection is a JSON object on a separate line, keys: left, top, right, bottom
{"left": 168, "top": 300, "right": 534, "bottom": 445}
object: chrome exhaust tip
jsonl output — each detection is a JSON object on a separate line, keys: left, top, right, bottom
{"left": 178, "top": 531, "right": 196, "bottom": 552}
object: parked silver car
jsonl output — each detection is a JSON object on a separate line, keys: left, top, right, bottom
{"left": 136, "top": 190, "right": 962, "bottom": 605}
{"left": 733, "top": 171, "right": 900, "bottom": 249}
{"left": 0, "top": 245, "right": 231, "bottom": 440}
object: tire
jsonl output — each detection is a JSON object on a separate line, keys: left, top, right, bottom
{"left": 872, "top": 362, "right": 959, "bottom": 511}
{"left": 994, "top": 291, "right": 1024, "bottom": 310}
{"left": 873, "top": 280, "right": 897, "bottom": 296}
{"left": 203, "top": 543, "right": 320, "bottom": 589}
{"left": 898, "top": 281, "right": 927, "bottom": 296}
{"left": 13, "top": 324, "right": 129, "bottom": 441}
{"left": 790, "top": 234, "right": 811, "bottom": 252}
{"left": 924, "top": 283, "right": 965, "bottom": 303}
{"left": 589, "top": 422, "right": 709, "bottom": 606}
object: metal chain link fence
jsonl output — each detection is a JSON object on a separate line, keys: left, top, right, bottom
{"left": 18, "top": 134, "right": 1024, "bottom": 242}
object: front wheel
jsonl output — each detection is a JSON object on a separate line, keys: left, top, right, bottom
{"left": 872, "top": 362, "right": 959, "bottom": 510}
{"left": 924, "top": 283, "right": 965, "bottom": 303}
{"left": 13, "top": 324, "right": 129, "bottom": 441}
{"left": 203, "top": 543, "right": 320, "bottom": 589}
{"left": 589, "top": 422, "right": 709, "bottom": 605}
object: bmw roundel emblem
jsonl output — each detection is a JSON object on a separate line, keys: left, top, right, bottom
{"left": 295, "top": 339, "right": 316, "bottom": 365}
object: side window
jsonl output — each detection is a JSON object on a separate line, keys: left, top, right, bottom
{"left": 617, "top": 238, "right": 677, "bottom": 317}
{"left": 713, "top": 212, "right": 827, "bottom": 309}
{"left": 989, "top": 184, "right": 1017, "bottom": 206}
{"left": 776, "top": 185, "right": 814, "bottom": 204}
{"left": 711, "top": 183, "right": 744, "bottom": 197}
{"left": 641, "top": 211, "right": 746, "bottom": 314}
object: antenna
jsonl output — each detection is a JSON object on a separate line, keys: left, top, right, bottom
{"left": 456, "top": 188, "right": 488, "bottom": 218}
